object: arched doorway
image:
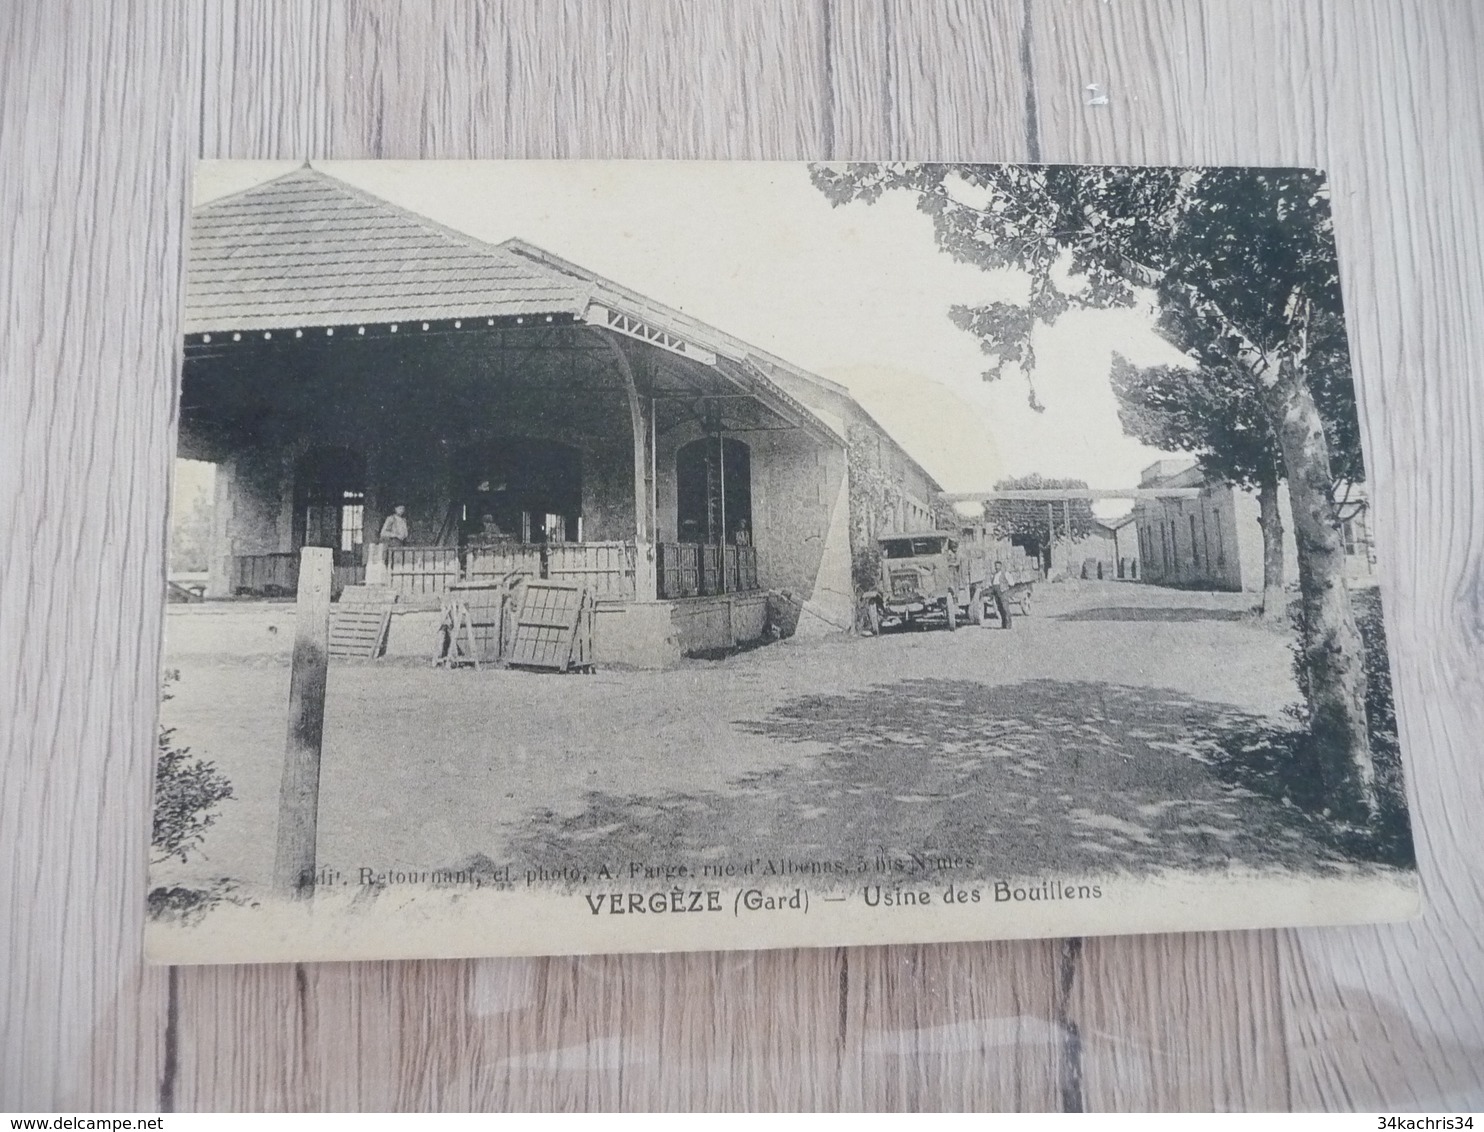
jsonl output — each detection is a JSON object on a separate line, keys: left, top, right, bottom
{"left": 676, "top": 436, "right": 752, "bottom": 546}
{"left": 294, "top": 446, "right": 365, "bottom": 557}
{"left": 448, "top": 438, "right": 582, "bottom": 546}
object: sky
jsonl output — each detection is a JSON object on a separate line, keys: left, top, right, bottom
{"left": 191, "top": 160, "right": 1194, "bottom": 505}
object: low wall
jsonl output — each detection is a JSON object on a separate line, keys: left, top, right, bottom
{"left": 163, "top": 603, "right": 296, "bottom": 658}
{"left": 593, "top": 593, "right": 770, "bottom": 667}
{"left": 671, "top": 593, "right": 768, "bottom": 656}
{"left": 168, "top": 590, "right": 775, "bottom": 670}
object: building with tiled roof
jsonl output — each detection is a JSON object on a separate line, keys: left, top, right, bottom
{"left": 178, "top": 167, "right": 941, "bottom": 662}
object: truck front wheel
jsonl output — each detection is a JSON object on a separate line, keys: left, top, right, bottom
{"left": 944, "top": 597, "right": 958, "bottom": 632}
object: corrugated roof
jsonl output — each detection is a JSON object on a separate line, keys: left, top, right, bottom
{"left": 184, "top": 168, "right": 593, "bottom": 333}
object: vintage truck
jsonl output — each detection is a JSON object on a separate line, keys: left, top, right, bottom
{"left": 860, "top": 531, "right": 1036, "bottom": 634}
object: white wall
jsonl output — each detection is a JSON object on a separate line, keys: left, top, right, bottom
{"left": 1136, "top": 482, "right": 1299, "bottom": 592}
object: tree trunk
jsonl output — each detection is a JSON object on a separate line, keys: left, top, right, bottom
{"left": 1268, "top": 357, "right": 1376, "bottom": 820}
{"left": 1255, "top": 469, "right": 1286, "bottom": 623}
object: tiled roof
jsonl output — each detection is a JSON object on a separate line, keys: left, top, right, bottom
{"left": 184, "top": 168, "right": 593, "bottom": 333}
{"left": 182, "top": 167, "right": 937, "bottom": 471}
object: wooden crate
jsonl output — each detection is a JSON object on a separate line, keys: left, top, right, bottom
{"left": 231, "top": 552, "right": 298, "bottom": 596}
{"left": 658, "top": 543, "right": 702, "bottom": 599}
{"left": 328, "top": 588, "right": 396, "bottom": 659}
{"left": 546, "top": 541, "right": 636, "bottom": 600}
{"left": 507, "top": 582, "right": 594, "bottom": 673}
{"left": 465, "top": 544, "right": 541, "bottom": 582}
{"left": 723, "top": 545, "right": 740, "bottom": 593}
{"left": 386, "top": 545, "right": 460, "bottom": 596}
{"left": 658, "top": 543, "right": 681, "bottom": 599}
{"left": 698, "top": 545, "right": 722, "bottom": 596}
{"left": 446, "top": 580, "right": 515, "bottom": 664}
{"left": 737, "top": 545, "right": 758, "bottom": 590}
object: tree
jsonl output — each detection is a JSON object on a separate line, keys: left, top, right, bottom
{"left": 845, "top": 424, "right": 903, "bottom": 592}
{"left": 152, "top": 671, "right": 234, "bottom": 866}
{"left": 170, "top": 487, "right": 214, "bottom": 573}
{"left": 149, "top": 670, "right": 236, "bottom": 922}
{"left": 812, "top": 162, "right": 1376, "bottom": 819}
{"left": 1109, "top": 354, "right": 1288, "bottom": 621}
{"left": 985, "top": 473, "right": 1097, "bottom": 573}
{"left": 1111, "top": 310, "right": 1364, "bottom": 623}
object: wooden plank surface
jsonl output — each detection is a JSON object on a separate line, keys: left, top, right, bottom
{"left": 3, "top": 0, "right": 1481, "bottom": 1111}
{"left": 328, "top": 594, "right": 395, "bottom": 661}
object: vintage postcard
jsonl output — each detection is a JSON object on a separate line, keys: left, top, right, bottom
{"left": 147, "top": 161, "right": 1419, "bottom": 963}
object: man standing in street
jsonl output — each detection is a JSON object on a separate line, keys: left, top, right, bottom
{"left": 990, "top": 559, "right": 1014, "bottom": 629}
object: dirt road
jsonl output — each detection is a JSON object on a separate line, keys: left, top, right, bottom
{"left": 159, "top": 582, "right": 1370, "bottom": 892}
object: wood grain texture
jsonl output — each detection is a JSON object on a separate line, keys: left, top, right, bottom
{"left": 1023, "top": 0, "right": 1484, "bottom": 1109}
{"left": 3, "top": 0, "right": 1481, "bottom": 1111}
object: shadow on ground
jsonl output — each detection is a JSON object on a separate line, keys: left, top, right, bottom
{"left": 503, "top": 679, "right": 1394, "bottom": 885}
{"left": 1052, "top": 607, "right": 1251, "bottom": 623}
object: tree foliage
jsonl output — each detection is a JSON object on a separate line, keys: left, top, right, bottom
{"left": 845, "top": 424, "right": 902, "bottom": 591}
{"left": 812, "top": 163, "right": 1365, "bottom": 479}
{"left": 1109, "top": 354, "right": 1280, "bottom": 489}
{"left": 1111, "top": 354, "right": 1291, "bottom": 615}
{"left": 812, "top": 161, "right": 1380, "bottom": 818}
{"left": 153, "top": 670, "right": 234, "bottom": 866}
{"left": 170, "top": 487, "right": 215, "bottom": 573}
{"left": 811, "top": 165, "right": 1356, "bottom": 444}
{"left": 984, "top": 474, "right": 1097, "bottom": 555}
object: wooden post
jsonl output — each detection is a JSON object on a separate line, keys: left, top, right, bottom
{"left": 1046, "top": 501, "right": 1055, "bottom": 573}
{"left": 1063, "top": 498, "right": 1072, "bottom": 574}
{"left": 650, "top": 395, "right": 658, "bottom": 547}
{"left": 629, "top": 391, "right": 655, "bottom": 599}
{"left": 205, "top": 459, "right": 235, "bottom": 599}
{"left": 599, "top": 329, "right": 657, "bottom": 600}
{"left": 273, "top": 546, "right": 332, "bottom": 899}
{"left": 365, "top": 541, "right": 388, "bottom": 586}
{"left": 718, "top": 430, "right": 728, "bottom": 592}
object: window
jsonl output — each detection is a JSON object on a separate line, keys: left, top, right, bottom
{"left": 452, "top": 438, "right": 582, "bottom": 546}
{"left": 1190, "top": 514, "right": 1200, "bottom": 571}
{"left": 881, "top": 537, "right": 946, "bottom": 558}
{"left": 339, "top": 500, "right": 364, "bottom": 552}
{"left": 294, "top": 446, "right": 365, "bottom": 557}
{"left": 677, "top": 436, "right": 752, "bottom": 545}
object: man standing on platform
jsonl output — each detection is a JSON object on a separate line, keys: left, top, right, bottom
{"left": 378, "top": 504, "right": 409, "bottom": 549}
{"left": 990, "top": 559, "right": 1014, "bottom": 629}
